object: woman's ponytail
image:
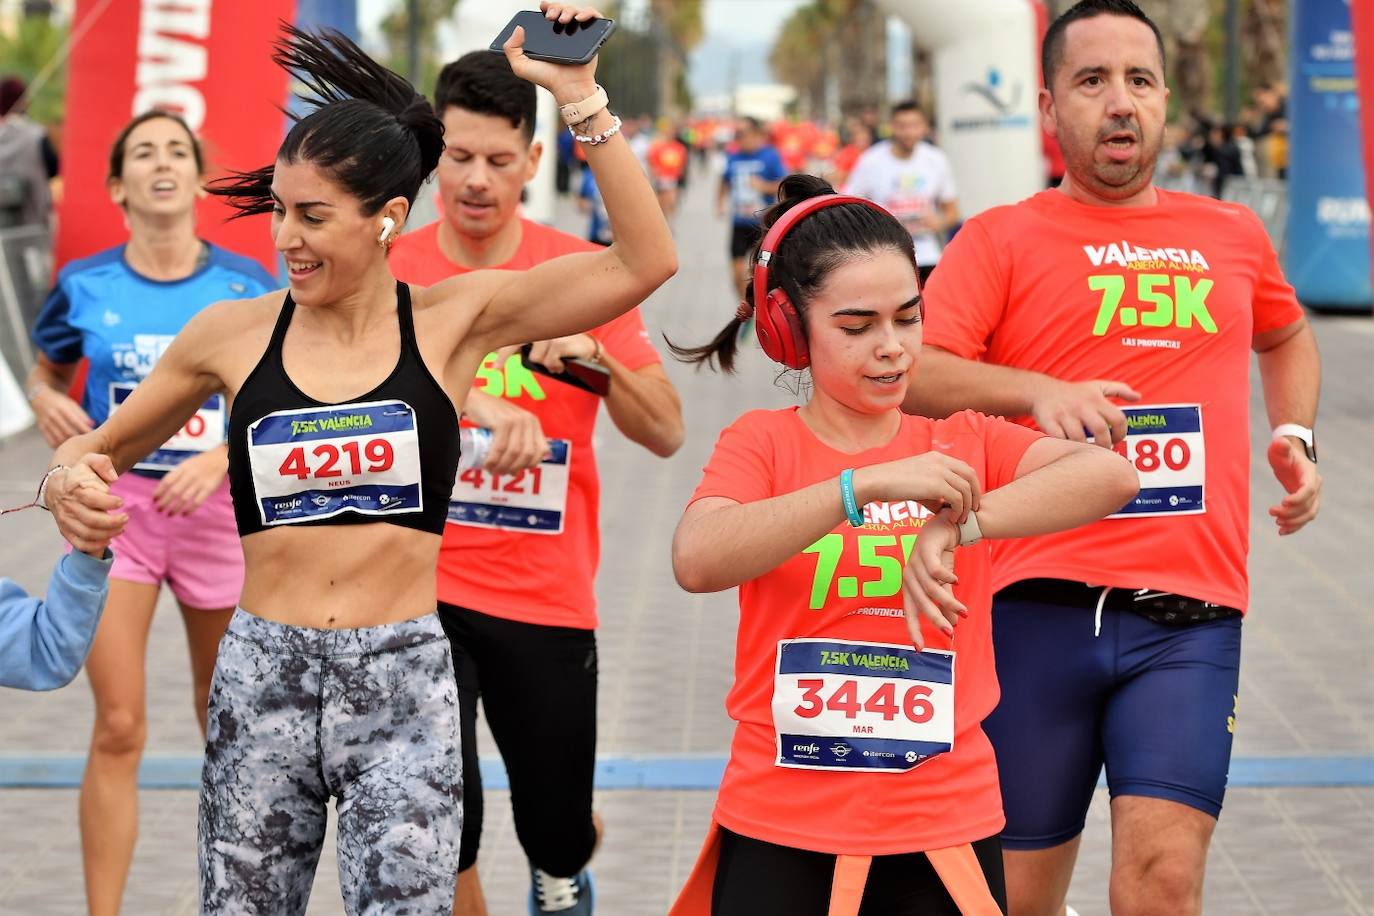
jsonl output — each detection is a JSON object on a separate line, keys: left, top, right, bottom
{"left": 208, "top": 23, "right": 443, "bottom": 218}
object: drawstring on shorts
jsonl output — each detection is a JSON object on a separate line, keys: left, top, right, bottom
{"left": 1093, "top": 587, "right": 1111, "bottom": 637}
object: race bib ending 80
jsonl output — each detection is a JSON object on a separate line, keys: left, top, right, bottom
{"left": 110, "top": 382, "right": 225, "bottom": 473}
{"left": 1109, "top": 404, "right": 1206, "bottom": 518}
{"left": 246, "top": 399, "right": 423, "bottom": 526}
{"left": 773, "top": 638, "right": 955, "bottom": 774}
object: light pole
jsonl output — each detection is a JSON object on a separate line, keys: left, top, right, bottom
{"left": 1224, "top": 0, "right": 1240, "bottom": 122}
{"left": 407, "top": 0, "right": 421, "bottom": 87}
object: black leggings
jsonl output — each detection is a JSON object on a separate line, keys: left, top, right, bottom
{"left": 711, "top": 828, "right": 1007, "bottom": 916}
{"left": 439, "top": 603, "right": 599, "bottom": 876}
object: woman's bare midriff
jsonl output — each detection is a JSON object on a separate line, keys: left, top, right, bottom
{"left": 238, "top": 523, "right": 442, "bottom": 629}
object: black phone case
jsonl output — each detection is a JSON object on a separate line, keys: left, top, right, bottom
{"left": 488, "top": 13, "right": 616, "bottom": 65}
{"left": 520, "top": 345, "right": 611, "bottom": 397}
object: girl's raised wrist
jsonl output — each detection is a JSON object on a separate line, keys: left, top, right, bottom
{"left": 850, "top": 465, "right": 884, "bottom": 507}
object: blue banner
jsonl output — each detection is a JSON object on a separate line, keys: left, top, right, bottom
{"left": 1286, "top": 0, "right": 1371, "bottom": 309}
{"left": 296, "top": 0, "right": 358, "bottom": 38}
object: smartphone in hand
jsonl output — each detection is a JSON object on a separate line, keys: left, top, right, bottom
{"left": 489, "top": 10, "right": 616, "bottom": 65}
{"left": 520, "top": 344, "right": 612, "bottom": 397}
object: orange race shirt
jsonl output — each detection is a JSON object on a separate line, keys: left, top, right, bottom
{"left": 389, "top": 219, "right": 662, "bottom": 628}
{"left": 691, "top": 407, "right": 1040, "bottom": 854}
{"left": 923, "top": 188, "right": 1303, "bottom": 612}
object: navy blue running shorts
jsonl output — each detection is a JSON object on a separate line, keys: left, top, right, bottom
{"left": 983, "top": 583, "right": 1242, "bottom": 851}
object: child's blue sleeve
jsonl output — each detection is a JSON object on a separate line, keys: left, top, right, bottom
{"left": 0, "top": 551, "right": 111, "bottom": 691}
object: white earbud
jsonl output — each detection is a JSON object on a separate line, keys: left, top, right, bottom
{"left": 379, "top": 216, "right": 396, "bottom": 243}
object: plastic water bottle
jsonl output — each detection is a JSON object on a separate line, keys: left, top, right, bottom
{"left": 458, "top": 427, "right": 493, "bottom": 470}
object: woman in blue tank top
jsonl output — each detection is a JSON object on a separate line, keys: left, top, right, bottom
{"left": 27, "top": 109, "right": 274, "bottom": 915}
{"left": 39, "top": 7, "right": 676, "bottom": 913}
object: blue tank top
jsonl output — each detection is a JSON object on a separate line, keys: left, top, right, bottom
{"left": 31, "top": 243, "right": 276, "bottom": 473}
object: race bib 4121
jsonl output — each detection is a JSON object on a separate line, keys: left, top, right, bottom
{"left": 447, "top": 439, "right": 571, "bottom": 535}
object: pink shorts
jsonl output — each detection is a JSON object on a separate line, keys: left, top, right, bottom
{"left": 107, "top": 471, "right": 244, "bottom": 610}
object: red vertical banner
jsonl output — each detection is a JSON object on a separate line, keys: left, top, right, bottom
{"left": 1353, "top": 0, "right": 1374, "bottom": 308}
{"left": 55, "top": 0, "right": 295, "bottom": 275}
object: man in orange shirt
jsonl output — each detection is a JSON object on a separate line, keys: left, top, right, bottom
{"left": 388, "top": 51, "right": 684, "bottom": 916}
{"left": 903, "top": 2, "right": 1322, "bottom": 915}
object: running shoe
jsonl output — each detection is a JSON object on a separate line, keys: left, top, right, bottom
{"left": 529, "top": 866, "right": 595, "bottom": 915}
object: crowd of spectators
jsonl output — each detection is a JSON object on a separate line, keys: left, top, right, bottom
{"left": 1156, "top": 82, "right": 1289, "bottom": 198}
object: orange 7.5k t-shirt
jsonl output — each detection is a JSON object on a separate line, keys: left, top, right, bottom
{"left": 690, "top": 407, "right": 1040, "bottom": 854}
{"left": 923, "top": 189, "right": 1303, "bottom": 612}
{"left": 389, "top": 219, "right": 662, "bottom": 628}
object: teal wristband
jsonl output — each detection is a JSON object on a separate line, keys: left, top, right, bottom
{"left": 839, "top": 468, "right": 863, "bottom": 527}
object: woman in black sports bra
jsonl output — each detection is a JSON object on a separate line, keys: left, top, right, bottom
{"left": 41, "top": 6, "right": 675, "bottom": 913}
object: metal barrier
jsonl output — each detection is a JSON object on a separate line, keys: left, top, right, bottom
{"left": 1153, "top": 174, "right": 1289, "bottom": 255}
{"left": 0, "top": 223, "right": 52, "bottom": 380}
{"left": 1220, "top": 177, "right": 1290, "bottom": 255}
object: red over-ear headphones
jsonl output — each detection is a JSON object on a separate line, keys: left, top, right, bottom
{"left": 742, "top": 193, "right": 894, "bottom": 370}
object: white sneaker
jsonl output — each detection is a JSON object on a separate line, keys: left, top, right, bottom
{"left": 529, "top": 866, "right": 595, "bottom": 914}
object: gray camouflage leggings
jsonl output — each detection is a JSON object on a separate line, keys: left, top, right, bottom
{"left": 198, "top": 608, "right": 462, "bottom": 915}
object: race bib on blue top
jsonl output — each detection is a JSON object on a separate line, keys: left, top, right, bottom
{"left": 247, "top": 399, "right": 423, "bottom": 526}
{"left": 772, "top": 638, "right": 954, "bottom": 774}
{"left": 110, "top": 382, "right": 226, "bottom": 472}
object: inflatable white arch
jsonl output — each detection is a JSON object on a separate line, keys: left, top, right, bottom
{"left": 877, "top": 0, "right": 1047, "bottom": 217}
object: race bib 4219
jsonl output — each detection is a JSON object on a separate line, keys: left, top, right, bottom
{"left": 246, "top": 399, "right": 423, "bottom": 526}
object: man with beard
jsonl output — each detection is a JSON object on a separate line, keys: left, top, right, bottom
{"left": 388, "top": 50, "right": 685, "bottom": 916}
{"left": 902, "top": 2, "right": 1322, "bottom": 914}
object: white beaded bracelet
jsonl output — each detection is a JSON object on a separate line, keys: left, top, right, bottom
{"left": 570, "top": 114, "right": 623, "bottom": 146}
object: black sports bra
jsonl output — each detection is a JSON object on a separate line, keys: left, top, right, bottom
{"left": 227, "top": 282, "right": 459, "bottom": 537}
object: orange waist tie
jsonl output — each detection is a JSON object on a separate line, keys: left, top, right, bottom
{"left": 670, "top": 822, "right": 1002, "bottom": 916}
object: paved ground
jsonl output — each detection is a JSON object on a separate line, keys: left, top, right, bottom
{"left": 1, "top": 170, "right": 1372, "bottom": 914}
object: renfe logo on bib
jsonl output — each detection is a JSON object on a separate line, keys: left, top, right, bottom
{"left": 773, "top": 638, "right": 955, "bottom": 774}
{"left": 247, "top": 399, "right": 423, "bottom": 526}
{"left": 1109, "top": 404, "right": 1205, "bottom": 518}
{"left": 110, "top": 382, "right": 225, "bottom": 473}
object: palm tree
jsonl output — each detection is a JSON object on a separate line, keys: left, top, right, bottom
{"left": 650, "top": 0, "right": 703, "bottom": 119}
{"left": 1137, "top": 0, "right": 1213, "bottom": 120}
{"left": 769, "top": 0, "right": 886, "bottom": 121}
{"left": 380, "top": 0, "right": 460, "bottom": 93}
{"left": 1241, "top": 0, "right": 1286, "bottom": 92}
{"left": 771, "top": 4, "right": 830, "bottom": 117}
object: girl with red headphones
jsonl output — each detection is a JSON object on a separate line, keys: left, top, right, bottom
{"left": 667, "top": 174, "right": 1139, "bottom": 916}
